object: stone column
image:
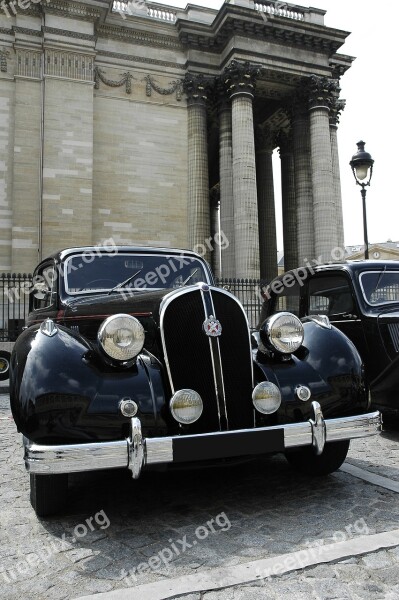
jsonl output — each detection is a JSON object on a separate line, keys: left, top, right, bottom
{"left": 291, "top": 93, "right": 314, "bottom": 265}
{"left": 330, "top": 97, "right": 346, "bottom": 253}
{"left": 279, "top": 131, "right": 298, "bottom": 272}
{"left": 218, "top": 96, "right": 235, "bottom": 277}
{"left": 183, "top": 74, "right": 211, "bottom": 263}
{"left": 307, "top": 75, "right": 339, "bottom": 263}
{"left": 224, "top": 61, "right": 261, "bottom": 279}
{"left": 256, "top": 124, "right": 277, "bottom": 283}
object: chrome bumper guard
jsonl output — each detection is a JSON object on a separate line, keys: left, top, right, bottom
{"left": 24, "top": 402, "right": 382, "bottom": 477}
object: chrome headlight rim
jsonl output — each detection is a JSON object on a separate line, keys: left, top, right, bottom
{"left": 170, "top": 389, "right": 204, "bottom": 425}
{"left": 261, "top": 312, "right": 304, "bottom": 355}
{"left": 98, "top": 313, "right": 145, "bottom": 362}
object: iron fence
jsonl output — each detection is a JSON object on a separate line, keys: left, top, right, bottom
{"left": 0, "top": 274, "right": 265, "bottom": 341}
{"left": 215, "top": 278, "right": 266, "bottom": 330}
{"left": 0, "top": 273, "right": 32, "bottom": 341}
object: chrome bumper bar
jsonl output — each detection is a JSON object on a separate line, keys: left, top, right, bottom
{"left": 24, "top": 402, "right": 382, "bottom": 477}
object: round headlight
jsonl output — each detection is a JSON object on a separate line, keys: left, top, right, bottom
{"left": 98, "top": 314, "right": 145, "bottom": 361}
{"left": 170, "top": 389, "right": 203, "bottom": 425}
{"left": 252, "top": 382, "right": 282, "bottom": 414}
{"left": 261, "top": 312, "right": 304, "bottom": 355}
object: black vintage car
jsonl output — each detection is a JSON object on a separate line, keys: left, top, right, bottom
{"left": 10, "top": 247, "right": 381, "bottom": 516}
{"left": 260, "top": 260, "right": 399, "bottom": 417}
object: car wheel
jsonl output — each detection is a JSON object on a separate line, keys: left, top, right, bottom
{"left": 30, "top": 473, "right": 68, "bottom": 517}
{"left": 0, "top": 350, "right": 10, "bottom": 381}
{"left": 285, "top": 440, "right": 350, "bottom": 476}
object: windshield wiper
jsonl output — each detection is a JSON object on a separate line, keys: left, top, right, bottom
{"left": 107, "top": 269, "right": 143, "bottom": 295}
{"left": 181, "top": 269, "right": 199, "bottom": 286}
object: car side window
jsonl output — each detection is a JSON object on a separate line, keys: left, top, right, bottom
{"left": 32, "top": 264, "right": 57, "bottom": 311}
{"left": 273, "top": 281, "right": 301, "bottom": 316}
{"left": 308, "top": 275, "right": 354, "bottom": 317}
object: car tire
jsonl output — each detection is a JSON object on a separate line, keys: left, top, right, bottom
{"left": 0, "top": 350, "right": 10, "bottom": 381}
{"left": 285, "top": 440, "right": 350, "bottom": 476}
{"left": 30, "top": 473, "right": 68, "bottom": 517}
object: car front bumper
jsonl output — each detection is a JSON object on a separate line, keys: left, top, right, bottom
{"left": 24, "top": 402, "right": 382, "bottom": 478}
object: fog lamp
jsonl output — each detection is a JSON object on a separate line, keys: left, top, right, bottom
{"left": 252, "top": 382, "right": 281, "bottom": 414}
{"left": 170, "top": 389, "right": 203, "bottom": 425}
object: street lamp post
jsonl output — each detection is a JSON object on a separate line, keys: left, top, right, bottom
{"left": 349, "top": 141, "right": 374, "bottom": 260}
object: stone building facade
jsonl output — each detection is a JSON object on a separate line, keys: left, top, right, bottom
{"left": 0, "top": 0, "right": 353, "bottom": 279}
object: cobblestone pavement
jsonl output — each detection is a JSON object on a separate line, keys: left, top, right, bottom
{"left": 1, "top": 392, "right": 398, "bottom": 600}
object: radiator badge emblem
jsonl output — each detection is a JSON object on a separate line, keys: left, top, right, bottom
{"left": 203, "top": 316, "right": 222, "bottom": 337}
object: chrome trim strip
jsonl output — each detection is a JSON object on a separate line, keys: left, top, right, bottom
{"left": 201, "top": 289, "right": 226, "bottom": 430}
{"left": 208, "top": 290, "right": 229, "bottom": 429}
{"left": 24, "top": 411, "right": 382, "bottom": 475}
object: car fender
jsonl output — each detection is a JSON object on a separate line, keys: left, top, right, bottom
{"left": 10, "top": 323, "right": 168, "bottom": 443}
{"left": 255, "top": 320, "right": 366, "bottom": 422}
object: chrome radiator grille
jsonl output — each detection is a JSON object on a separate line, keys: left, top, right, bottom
{"left": 160, "top": 285, "right": 254, "bottom": 432}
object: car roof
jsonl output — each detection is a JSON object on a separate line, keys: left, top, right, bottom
{"left": 40, "top": 246, "right": 207, "bottom": 263}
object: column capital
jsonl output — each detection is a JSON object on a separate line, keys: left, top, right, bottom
{"left": 306, "top": 75, "right": 340, "bottom": 111}
{"left": 223, "top": 60, "right": 262, "bottom": 101}
{"left": 330, "top": 98, "right": 346, "bottom": 127}
{"left": 183, "top": 73, "right": 211, "bottom": 106}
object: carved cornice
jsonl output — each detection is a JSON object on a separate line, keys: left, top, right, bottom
{"left": 43, "top": 27, "right": 96, "bottom": 42}
{"left": 183, "top": 73, "right": 211, "bottom": 106}
{"left": 98, "top": 50, "right": 185, "bottom": 70}
{"left": 13, "top": 27, "right": 42, "bottom": 37}
{"left": 44, "top": 0, "right": 104, "bottom": 22}
{"left": 144, "top": 75, "right": 183, "bottom": 101}
{"left": 178, "top": 8, "right": 347, "bottom": 56}
{"left": 223, "top": 60, "right": 262, "bottom": 100}
{"left": 98, "top": 24, "right": 181, "bottom": 51}
{"left": 94, "top": 66, "right": 133, "bottom": 94}
{"left": 306, "top": 74, "right": 340, "bottom": 110}
{"left": 0, "top": 48, "right": 10, "bottom": 73}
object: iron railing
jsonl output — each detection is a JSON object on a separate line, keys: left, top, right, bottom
{"left": 0, "top": 274, "right": 265, "bottom": 341}
{"left": 0, "top": 273, "right": 32, "bottom": 341}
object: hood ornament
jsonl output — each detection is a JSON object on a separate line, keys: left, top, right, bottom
{"left": 203, "top": 315, "right": 222, "bottom": 337}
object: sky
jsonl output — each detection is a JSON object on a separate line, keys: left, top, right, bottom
{"left": 152, "top": 0, "right": 397, "bottom": 250}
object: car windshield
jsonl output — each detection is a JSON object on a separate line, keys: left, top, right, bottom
{"left": 64, "top": 252, "right": 210, "bottom": 296}
{"left": 359, "top": 270, "right": 399, "bottom": 306}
